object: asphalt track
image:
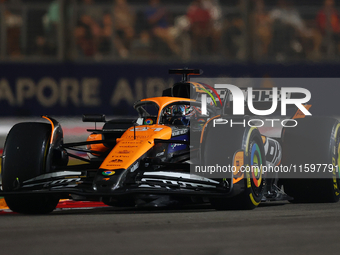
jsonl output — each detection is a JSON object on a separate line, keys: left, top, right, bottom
{"left": 0, "top": 201, "right": 340, "bottom": 255}
{"left": 1, "top": 118, "right": 340, "bottom": 255}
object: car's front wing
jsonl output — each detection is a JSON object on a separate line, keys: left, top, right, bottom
{"left": 0, "top": 170, "right": 243, "bottom": 198}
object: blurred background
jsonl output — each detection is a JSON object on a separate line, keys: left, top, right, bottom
{"left": 1, "top": 0, "right": 340, "bottom": 144}
{"left": 2, "top": 0, "right": 340, "bottom": 62}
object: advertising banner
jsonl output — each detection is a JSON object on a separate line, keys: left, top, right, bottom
{"left": 1, "top": 62, "right": 340, "bottom": 116}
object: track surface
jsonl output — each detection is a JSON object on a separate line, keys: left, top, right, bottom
{"left": 0, "top": 202, "right": 340, "bottom": 255}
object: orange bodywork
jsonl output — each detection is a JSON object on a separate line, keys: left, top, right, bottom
{"left": 140, "top": 97, "right": 195, "bottom": 123}
{"left": 42, "top": 116, "right": 55, "bottom": 144}
{"left": 292, "top": 104, "right": 312, "bottom": 119}
{"left": 87, "top": 134, "right": 109, "bottom": 156}
{"left": 84, "top": 97, "right": 191, "bottom": 171}
{"left": 100, "top": 124, "right": 172, "bottom": 170}
{"left": 98, "top": 97, "right": 191, "bottom": 171}
{"left": 199, "top": 115, "right": 221, "bottom": 143}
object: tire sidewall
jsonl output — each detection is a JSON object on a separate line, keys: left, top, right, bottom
{"left": 2, "top": 123, "right": 51, "bottom": 191}
{"left": 242, "top": 127, "right": 266, "bottom": 208}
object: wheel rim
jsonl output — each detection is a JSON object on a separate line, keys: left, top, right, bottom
{"left": 250, "top": 142, "right": 263, "bottom": 195}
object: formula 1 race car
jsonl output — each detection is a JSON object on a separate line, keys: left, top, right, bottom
{"left": 1, "top": 69, "right": 339, "bottom": 214}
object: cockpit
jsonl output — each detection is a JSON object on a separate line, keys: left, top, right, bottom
{"left": 134, "top": 99, "right": 212, "bottom": 128}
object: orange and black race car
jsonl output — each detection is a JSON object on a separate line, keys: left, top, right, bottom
{"left": 1, "top": 69, "right": 340, "bottom": 214}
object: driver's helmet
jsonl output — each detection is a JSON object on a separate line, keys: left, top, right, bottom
{"left": 169, "top": 105, "right": 196, "bottom": 126}
{"left": 172, "top": 105, "right": 195, "bottom": 116}
{"left": 172, "top": 105, "right": 185, "bottom": 115}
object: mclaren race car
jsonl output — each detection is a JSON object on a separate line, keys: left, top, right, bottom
{"left": 1, "top": 69, "right": 339, "bottom": 214}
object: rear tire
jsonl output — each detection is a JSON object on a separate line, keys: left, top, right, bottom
{"left": 2, "top": 123, "right": 59, "bottom": 214}
{"left": 281, "top": 117, "right": 340, "bottom": 203}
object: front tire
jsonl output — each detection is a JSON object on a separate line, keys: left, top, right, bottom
{"left": 210, "top": 128, "right": 265, "bottom": 210}
{"left": 201, "top": 118, "right": 265, "bottom": 210}
{"left": 2, "top": 122, "right": 59, "bottom": 214}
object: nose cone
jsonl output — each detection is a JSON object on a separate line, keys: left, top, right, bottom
{"left": 99, "top": 125, "right": 172, "bottom": 171}
{"left": 93, "top": 168, "right": 128, "bottom": 192}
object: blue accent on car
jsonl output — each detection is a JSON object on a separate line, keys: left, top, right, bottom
{"left": 168, "top": 134, "right": 189, "bottom": 153}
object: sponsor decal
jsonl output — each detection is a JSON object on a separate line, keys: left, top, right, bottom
{"left": 129, "top": 127, "right": 163, "bottom": 132}
{"left": 121, "top": 141, "right": 143, "bottom": 144}
{"left": 144, "top": 118, "right": 154, "bottom": 125}
{"left": 102, "top": 170, "right": 115, "bottom": 176}
{"left": 171, "top": 143, "right": 183, "bottom": 149}
{"left": 197, "top": 118, "right": 206, "bottom": 127}
{"left": 24, "top": 178, "right": 83, "bottom": 189}
{"left": 171, "top": 127, "right": 188, "bottom": 136}
{"left": 110, "top": 155, "right": 129, "bottom": 158}
{"left": 126, "top": 135, "right": 151, "bottom": 139}
{"left": 48, "top": 178, "right": 81, "bottom": 187}
{"left": 169, "top": 135, "right": 188, "bottom": 152}
{"left": 118, "top": 150, "right": 131, "bottom": 154}
{"left": 110, "top": 159, "right": 123, "bottom": 163}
